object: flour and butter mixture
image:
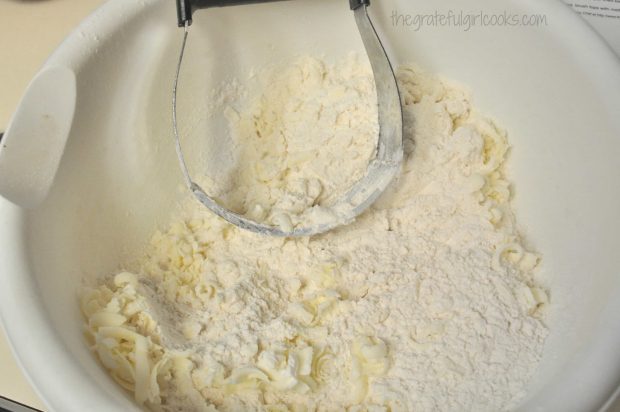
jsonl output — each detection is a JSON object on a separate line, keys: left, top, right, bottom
{"left": 81, "top": 56, "right": 549, "bottom": 412}
{"left": 197, "top": 55, "right": 380, "bottom": 230}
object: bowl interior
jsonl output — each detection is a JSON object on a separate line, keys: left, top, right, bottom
{"left": 4, "top": 0, "right": 620, "bottom": 410}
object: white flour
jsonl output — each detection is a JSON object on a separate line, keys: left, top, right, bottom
{"left": 81, "top": 56, "right": 549, "bottom": 412}
{"left": 198, "top": 55, "right": 379, "bottom": 230}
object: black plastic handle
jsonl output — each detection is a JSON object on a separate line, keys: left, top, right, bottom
{"left": 350, "top": 0, "right": 370, "bottom": 10}
{"left": 177, "top": 0, "right": 370, "bottom": 26}
{"left": 177, "top": 0, "right": 286, "bottom": 26}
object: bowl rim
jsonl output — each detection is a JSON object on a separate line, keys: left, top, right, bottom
{"left": 0, "top": 0, "right": 619, "bottom": 411}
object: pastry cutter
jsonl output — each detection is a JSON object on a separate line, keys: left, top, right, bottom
{"left": 174, "top": 0, "right": 403, "bottom": 237}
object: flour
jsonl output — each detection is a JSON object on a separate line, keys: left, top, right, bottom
{"left": 198, "top": 55, "right": 378, "bottom": 230}
{"left": 81, "top": 56, "right": 549, "bottom": 412}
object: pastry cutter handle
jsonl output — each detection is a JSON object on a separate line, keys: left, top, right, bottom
{"left": 177, "top": 0, "right": 370, "bottom": 26}
{"left": 177, "top": 0, "right": 286, "bottom": 26}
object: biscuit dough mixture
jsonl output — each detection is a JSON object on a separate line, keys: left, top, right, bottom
{"left": 81, "top": 56, "right": 549, "bottom": 412}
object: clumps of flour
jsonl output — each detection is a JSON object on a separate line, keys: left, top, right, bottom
{"left": 81, "top": 56, "right": 549, "bottom": 412}
{"left": 200, "top": 54, "right": 379, "bottom": 231}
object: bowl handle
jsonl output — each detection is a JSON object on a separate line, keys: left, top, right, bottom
{"left": 0, "top": 66, "right": 76, "bottom": 208}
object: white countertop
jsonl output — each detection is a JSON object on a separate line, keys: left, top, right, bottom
{"left": 0, "top": 1, "right": 618, "bottom": 411}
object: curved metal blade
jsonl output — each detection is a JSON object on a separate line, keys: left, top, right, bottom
{"left": 172, "top": 5, "right": 403, "bottom": 237}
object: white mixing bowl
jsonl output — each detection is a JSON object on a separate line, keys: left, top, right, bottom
{"left": 1, "top": 0, "right": 619, "bottom": 410}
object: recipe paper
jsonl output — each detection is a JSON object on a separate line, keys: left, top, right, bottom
{"left": 564, "top": 0, "right": 620, "bottom": 55}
